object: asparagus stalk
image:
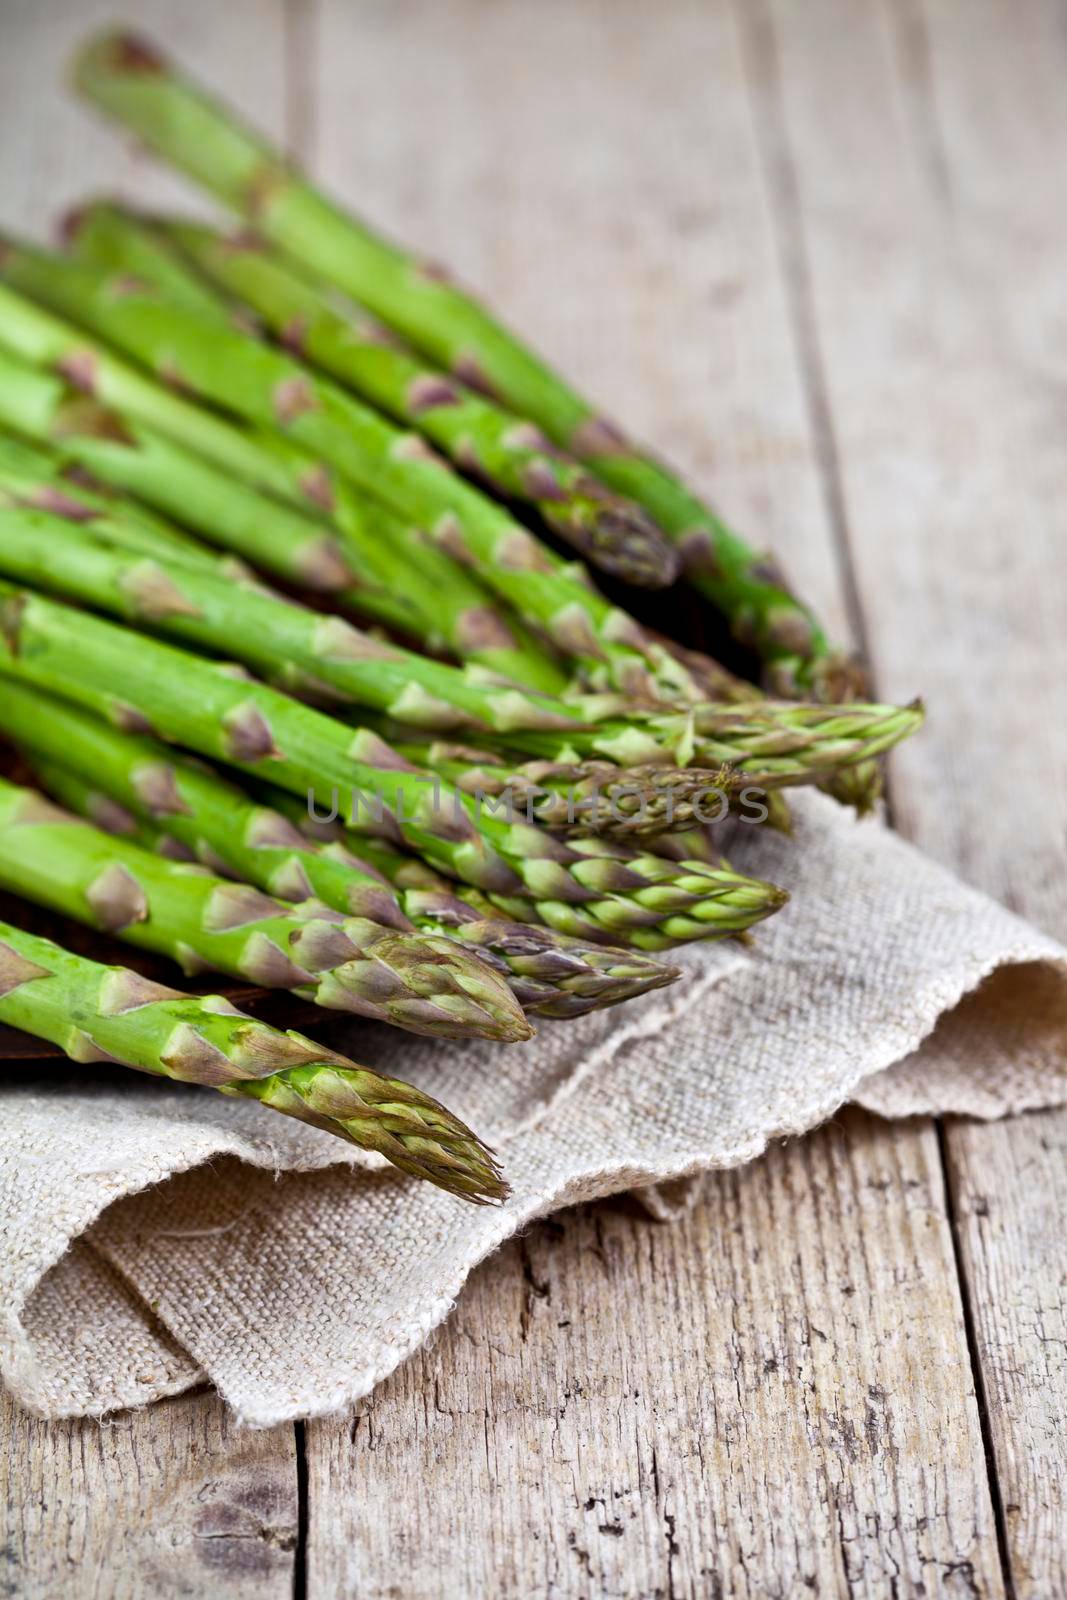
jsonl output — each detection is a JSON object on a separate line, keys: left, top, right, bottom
{"left": 19, "top": 707, "right": 680, "bottom": 1019}
{"left": 452, "top": 846, "right": 786, "bottom": 953}
{"left": 0, "top": 321, "right": 825, "bottom": 812}
{"left": 0, "top": 505, "right": 591, "bottom": 739}
{"left": 64, "top": 198, "right": 229, "bottom": 319}
{"left": 247, "top": 428, "right": 569, "bottom": 688}
{"left": 0, "top": 919, "right": 507, "bottom": 1201}
{"left": 70, "top": 27, "right": 861, "bottom": 696}
{"left": 0, "top": 239, "right": 698, "bottom": 702}
{"left": 0, "top": 576, "right": 570, "bottom": 892}
{"left": 25, "top": 755, "right": 199, "bottom": 858}
{"left": 148, "top": 213, "right": 679, "bottom": 587}
{"left": 0, "top": 274, "right": 305, "bottom": 491}
{"left": 283, "top": 763, "right": 771, "bottom": 885}
{"left": 0, "top": 280, "right": 564, "bottom": 688}
{"left": 0, "top": 507, "right": 924, "bottom": 790}
{"left": 642, "top": 623, "right": 878, "bottom": 815}
{"left": 0, "top": 428, "right": 283, "bottom": 598}
{"left": 496, "top": 696, "right": 920, "bottom": 789}
{"left": 2, "top": 630, "right": 712, "bottom": 855}
{"left": 41, "top": 752, "right": 683, "bottom": 1019}
{"left": 0, "top": 775, "right": 532, "bottom": 1041}
{"left": 0, "top": 428, "right": 228, "bottom": 568}
{"left": 0, "top": 428, "right": 883, "bottom": 812}
{"left": 0, "top": 583, "right": 788, "bottom": 946}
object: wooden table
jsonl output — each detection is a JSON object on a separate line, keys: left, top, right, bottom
{"left": 2, "top": 0, "right": 1065, "bottom": 1593}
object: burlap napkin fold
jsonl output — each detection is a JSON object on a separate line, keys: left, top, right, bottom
{"left": 2, "top": 794, "right": 1065, "bottom": 1424}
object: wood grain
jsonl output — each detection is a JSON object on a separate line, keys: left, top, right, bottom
{"left": 1, "top": 1388, "right": 298, "bottom": 1599}
{"left": 760, "top": 0, "right": 1067, "bottom": 1591}
{"left": 945, "top": 1111, "right": 1067, "bottom": 1599}
{"left": 306, "top": 1110, "right": 1003, "bottom": 1599}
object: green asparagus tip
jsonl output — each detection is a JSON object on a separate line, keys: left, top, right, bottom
{"left": 348, "top": 933, "right": 535, "bottom": 1043}
{"left": 235, "top": 1063, "right": 511, "bottom": 1205}
{"left": 574, "top": 500, "right": 681, "bottom": 589}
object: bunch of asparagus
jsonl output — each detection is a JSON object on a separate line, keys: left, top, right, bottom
{"left": 0, "top": 28, "right": 923, "bottom": 1201}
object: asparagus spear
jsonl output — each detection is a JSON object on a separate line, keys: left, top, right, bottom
{"left": 10, "top": 232, "right": 844, "bottom": 806}
{"left": 280, "top": 781, "right": 789, "bottom": 953}
{"left": 282, "top": 768, "right": 771, "bottom": 901}
{"left": 0, "top": 428, "right": 229, "bottom": 567}
{"left": 18, "top": 706, "right": 680, "bottom": 1019}
{"left": 0, "top": 918, "right": 507, "bottom": 1201}
{"left": 1, "top": 618, "right": 713, "bottom": 852}
{"left": 0, "top": 775, "right": 531, "bottom": 1041}
{"left": 0, "top": 428, "right": 285, "bottom": 599}
{"left": 642, "top": 622, "right": 879, "bottom": 815}
{"left": 0, "top": 583, "right": 788, "bottom": 946}
{"left": 245, "top": 427, "right": 569, "bottom": 689}
{"left": 260, "top": 777, "right": 751, "bottom": 964}
{"left": 2, "top": 275, "right": 851, "bottom": 806}
{"left": 0, "top": 239, "right": 698, "bottom": 702}
{"left": 0, "top": 505, "right": 591, "bottom": 738}
{"left": 0, "top": 507, "right": 924, "bottom": 788}
{"left": 70, "top": 26, "right": 860, "bottom": 697}
{"left": 64, "top": 198, "right": 228, "bottom": 319}
{"left": 41, "top": 752, "right": 683, "bottom": 1019}
{"left": 0, "top": 274, "right": 305, "bottom": 490}
{"left": 0, "top": 280, "right": 564, "bottom": 689}
{"left": 0, "top": 374, "right": 870, "bottom": 812}
{"left": 25, "top": 755, "right": 199, "bottom": 859}
{"left": 0, "top": 257, "right": 864, "bottom": 765}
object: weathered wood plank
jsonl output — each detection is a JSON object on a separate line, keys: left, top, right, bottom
{"left": 1, "top": 1387, "right": 298, "bottom": 1600}
{"left": 761, "top": 0, "right": 1067, "bottom": 1592}
{"left": 0, "top": 0, "right": 289, "bottom": 239}
{"left": 944, "top": 1110, "right": 1067, "bottom": 1599}
{"left": 306, "top": 1110, "right": 1002, "bottom": 1599}
{"left": 904, "top": 4, "right": 1067, "bottom": 1593}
